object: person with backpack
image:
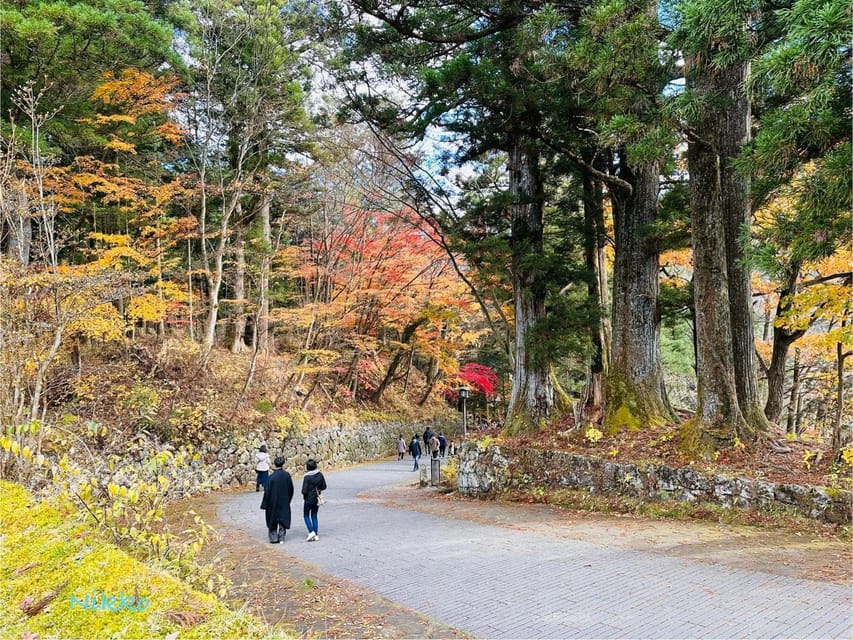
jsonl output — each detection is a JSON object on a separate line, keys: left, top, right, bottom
{"left": 409, "top": 434, "right": 422, "bottom": 471}
{"left": 301, "top": 458, "right": 327, "bottom": 542}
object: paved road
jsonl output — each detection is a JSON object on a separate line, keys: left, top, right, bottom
{"left": 218, "top": 459, "right": 852, "bottom": 639}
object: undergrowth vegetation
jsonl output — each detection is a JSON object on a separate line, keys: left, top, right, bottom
{"left": 0, "top": 481, "right": 289, "bottom": 639}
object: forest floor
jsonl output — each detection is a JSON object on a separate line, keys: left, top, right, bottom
{"left": 498, "top": 416, "right": 851, "bottom": 490}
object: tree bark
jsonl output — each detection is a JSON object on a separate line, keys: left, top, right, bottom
{"left": 718, "top": 59, "right": 769, "bottom": 433}
{"left": 784, "top": 350, "right": 800, "bottom": 435}
{"left": 202, "top": 192, "right": 240, "bottom": 358}
{"left": 230, "top": 225, "right": 248, "bottom": 353}
{"left": 4, "top": 187, "right": 32, "bottom": 266}
{"left": 582, "top": 170, "right": 606, "bottom": 414}
{"left": 505, "top": 131, "right": 561, "bottom": 432}
{"left": 686, "top": 58, "right": 757, "bottom": 446}
{"left": 258, "top": 193, "right": 272, "bottom": 353}
{"left": 831, "top": 318, "right": 849, "bottom": 454}
{"left": 605, "top": 158, "right": 672, "bottom": 432}
{"left": 371, "top": 319, "right": 425, "bottom": 402}
{"left": 764, "top": 265, "right": 806, "bottom": 423}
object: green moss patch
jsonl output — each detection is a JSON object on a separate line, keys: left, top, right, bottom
{"left": 0, "top": 481, "right": 288, "bottom": 639}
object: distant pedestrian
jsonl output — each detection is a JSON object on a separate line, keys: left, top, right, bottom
{"left": 448, "top": 440, "right": 456, "bottom": 456}
{"left": 254, "top": 444, "right": 270, "bottom": 492}
{"left": 422, "top": 427, "right": 434, "bottom": 452}
{"left": 438, "top": 433, "right": 447, "bottom": 458}
{"left": 260, "top": 456, "right": 294, "bottom": 543}
{"left": 301, "top": 458, "right": 327, "bottom": 542}
{"left": 409, "top": 435, "right": 422, "bottom": 471}
{"left": 429, "top": 433, "right": 440, "bottom": 459}
{"left": 397, "top": 434, "right": 406, "bottom": 460}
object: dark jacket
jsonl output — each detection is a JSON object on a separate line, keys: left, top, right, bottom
{"left": 261, "top": 468, "right": 294, "bottom": 529}
{"left": 409, "top": 438, "right": 421, "bottom": 457}
{"left": 422, "top": 428, "right": 433, "bottom": 446}
{"left": 301, "top": 469, "right": 327, "bottom": 507}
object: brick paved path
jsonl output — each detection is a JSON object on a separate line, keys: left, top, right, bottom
{"left": 218, "top": 459, "right": 852, "bottom": 639}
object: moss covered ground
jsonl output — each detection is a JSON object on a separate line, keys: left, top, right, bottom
{"left": 0, "top": 481, "right": 289, "bottom": 639}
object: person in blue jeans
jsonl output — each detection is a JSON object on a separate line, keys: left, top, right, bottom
{"left": 409, "top": 435, "right": 422, "bottom": 471}
{"left": 301, "top": 458, "right": 327, "bottom": 541}
{"left": 254, "top": 444, "right": 270, "bottom": 492}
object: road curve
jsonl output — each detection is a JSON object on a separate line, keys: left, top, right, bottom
{"left": 217, "top": 458, "right": 852, "bottom": 639}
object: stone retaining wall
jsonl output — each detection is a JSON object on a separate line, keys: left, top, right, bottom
{"left": 196, "top": 420, "right": 443, "bottom": 491}
{"left": 21, "top": 420, "right": 446, "bottom": 501}
{"left": 457, "top": 443, "right": 852, "bottom": 524}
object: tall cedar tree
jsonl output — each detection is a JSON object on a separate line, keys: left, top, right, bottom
{"left": 339, "top": 1, "right": 592, "bottom": 430}
{"left": 743, "top": 0, "right": 852, "bottom": 426}
{"left": 673, "top": 0, "right": 771, "bottom": 445}
{"left": 567, "top": 0, "right": 677, "bottom": 430}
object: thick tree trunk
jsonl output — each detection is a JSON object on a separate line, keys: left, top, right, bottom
{"left": 605, "top": 159, "right": 672, "bottom": 432}
{"left": 686, "top": 57, "right": 758, "bottom": 447}
{"left": 719, "top": 60, "right": 769, "bottom": 433}
{"left": 582, "top": 171, "right": 606, "bottom": 414}
{"left": 505, "top": 132, "right": 562, "bottom": 432}
{"left": 687, "top": 119, "right": 750, "bottom": 446}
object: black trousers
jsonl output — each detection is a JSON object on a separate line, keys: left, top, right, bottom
{"left": 268, "top": 522, "right": 286, "bottom": 543}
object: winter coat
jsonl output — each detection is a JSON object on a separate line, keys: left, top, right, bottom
{"left": 301, "top": 469, "right": 327, "bottom": 507}
{"left": 429, "top": 435, "right": 440, "bottom": 454}
{"left": 409, "top": 438, "right": 421, "bottom": 457}
{"left": 255, "top": 451, "right": 270, "bottom": 472}
{"left": 261, "top": 468, "right": 294, "bottom": 529}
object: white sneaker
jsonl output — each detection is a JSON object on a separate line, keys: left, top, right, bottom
{"left": 306, "top": 532, "right": 316, "bottom": 541}
{"left": 312, "top": 534, "right": 319, "bottom": 541}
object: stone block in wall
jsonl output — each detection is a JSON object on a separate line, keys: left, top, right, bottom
{"left": 774, "top": 483, "right": 809, "bottom": 507}
{"left": 614, "top": 464, "right": 643, "bottom": 497}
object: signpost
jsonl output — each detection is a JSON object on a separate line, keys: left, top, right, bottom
{"left": 459, "top": 386, "right": 469, "bottom": 436}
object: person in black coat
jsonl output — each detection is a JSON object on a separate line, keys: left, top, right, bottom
{"left": 409, "top": 435, "right": 422, "bottom": 471}
{"left": 301, "top": 458, "right": 327, "bottom": 542}
{"left": 260, "top": 456, "right": 294, "bottom": 543}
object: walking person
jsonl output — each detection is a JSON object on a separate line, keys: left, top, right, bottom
{"left": 397, "top": 434, "right": 406, "bottom": 460}
{"left": 254, "top": 444, "right": 270, "bottom": 492}
{"left": 260, "top": 456, "right": 294, "bottom": 543}
{"left": 409, "top": 434, "right": 422, "bottom": 471}
{"left": 429, "top": 432, "right": 440, "bottom": 459}
{"left": 438, "top": 433, "right": 447, "bottom": 458}
{"left": 301, "top": 458, "right": 327, "bottom": 542}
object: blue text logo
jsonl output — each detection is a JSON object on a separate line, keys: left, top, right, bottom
{"left": 69, "top": 591, "right": 149, "bottom": 612}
